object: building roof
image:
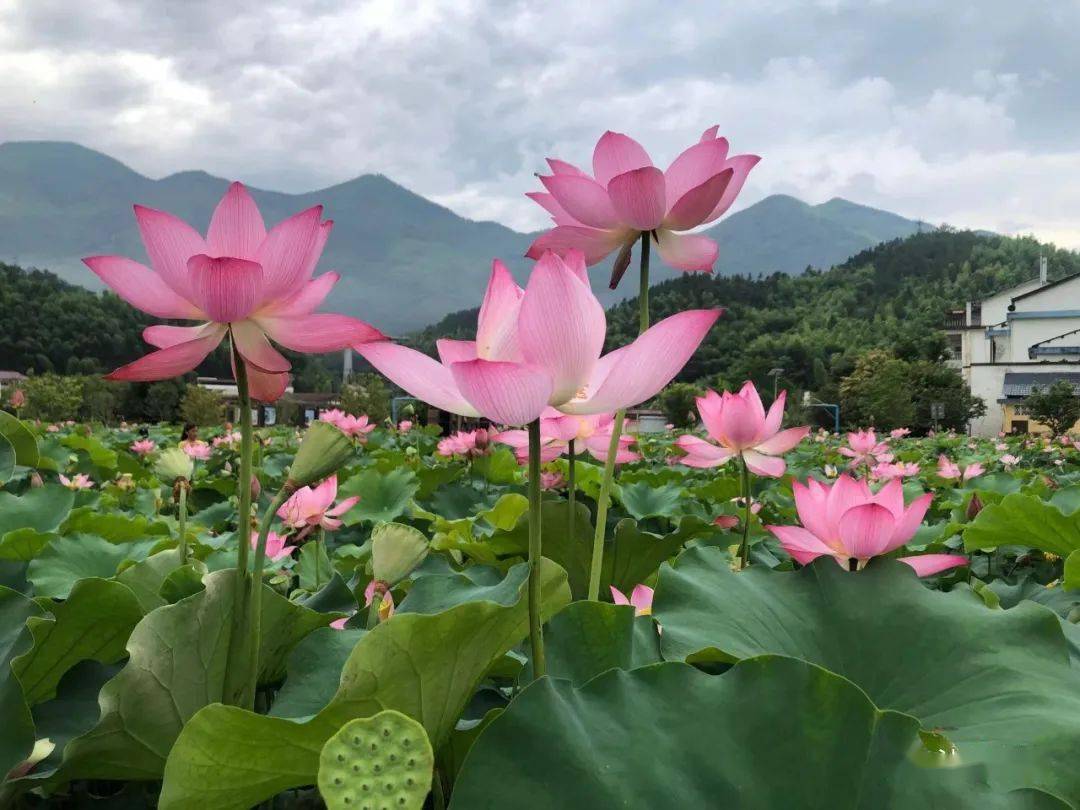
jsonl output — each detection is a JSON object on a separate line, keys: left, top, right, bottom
{"left": 1009, "top": 272, "right": 1080, "bottom": 307}
{"left": 1002, "top": 371, "right": 1080, "bottom": 398}
{"left": 0, "top": 371, "right": 27, "bottom": 381}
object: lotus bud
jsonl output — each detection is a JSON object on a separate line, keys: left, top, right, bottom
{"left": 29, "top": 471, "right": 43, "bottom": 488}
{"left": 250, "top": 474, "right": 261, "bottom": 500}
{"left": 474, "top": 427, "right": 490, "bottom": 452}
{"left": 965, "top": 492, "right": 983, "bottom": 521}
{"left": 371, "top": 522, "right": 429, "bottom": 585}
{"left": 287, "top": 421, "right": 354, "bottom": 488}
{"left": 155, "top": 447, "right": 194, "bottom": 482}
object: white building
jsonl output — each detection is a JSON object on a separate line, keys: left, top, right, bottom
{"left": 947, "top": 258, "right": 1080, "bottom": 436}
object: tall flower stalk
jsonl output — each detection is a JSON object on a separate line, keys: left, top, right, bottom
{"left": 587, "top": 232, "right": 649, "bottom": 600}
{"left": 527, "top": 419, "right": 545, "bottom": 677}
{"left": 738, "top": 458, "right": 752, "bottom": 568}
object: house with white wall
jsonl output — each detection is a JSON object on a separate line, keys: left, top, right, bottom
{"left": 946, "top": 258, "right": 1080, "bottom": 436}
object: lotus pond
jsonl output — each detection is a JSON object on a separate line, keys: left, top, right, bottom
{"left": 1, "top": 413, "right": 1080, "bottom": 808}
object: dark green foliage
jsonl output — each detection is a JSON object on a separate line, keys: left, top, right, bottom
{"left": 656, "top": 382, "right": 703, "bottom": 428}
{"left": 1020, "top": 380, "right": 1080, "bottom": 435}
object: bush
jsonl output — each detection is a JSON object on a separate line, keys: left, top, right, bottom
{"left": 1020, "top": 380, "right": 1080, "bottom": 435}
{"left": 341, "top": 373, "right": 391, "bottom": 423}
{"left": 657, "top": 382, "right": 703, "bottom": 428}
{"left": 179, "top": 385, "right": 225, "bottom": 426}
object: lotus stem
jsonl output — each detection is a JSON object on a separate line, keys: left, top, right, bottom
{"left": 567, "top": 438, "right": 576, "bottom": 540}
{"left": 527, "top": 418, "right": 545, "bottom": 678}
{"left": 177, "top": 482, "right": 189, "bottom": 565}
{"left": 586, "top": 232, "right": 651, "bottom": 600}
{"left": 739, "top": 457, "right": 751, "bottom": 568}
{"left": 223, "top": 343, "right": 256, "bottom": 707}
{"left": 241, "top": 484, "right": 293, "bottom": 707}
{"left": 314, "top": 527, "right": 324, "bottom": 591}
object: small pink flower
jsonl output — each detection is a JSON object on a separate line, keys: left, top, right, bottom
{"left": 330, "top": 616, "right": 351, "bottom": 630}
{"left": 1000, "top": 454, "right": 1020, "bottom": 469}
{"left": 398, "top": 420, "right": 413, "bottom": 433}
{"left": 337, "top": 413, "right": 376, "bottom": 440}
{"left": 46, "top": 424, "right": 60, "bottom": 433}
{"left": 251, "top": 530, "right": 297, "bottom": 562}
{"left": 713, "top": 515, "right": 739, "bottom": 529}
{"left": 767, "top": 475, "right": 966, "bottom": 577}
{"left": 675, "top": 382, "right": 808, "bottom": 478}
{"left": 59, "top": 473, "right": 94, "bottom": 490}
{"left": 9, "top": 389, "right": 25, "bottom": 408}
{"left": 496, "top": 410, "right": 639, "bottom": 465}
{"left": 889, "top": 428, "right": 910, "bottom": 439}
{"left": 539, "top": 471, "right": 566, "bottom": 490}
{"left": 180, "top": 440, "right": 212, "bottom": 460}
{"left": 938, "top": 455, "right": 982, "bottom": 481}
{"left": 610, "top": 584, "right": 654, "bottom": 616}
{"left": 838, "top": 429, "right": 890, "bottom": 469}
{"left": 130, "top": 439, "right": 156, "bottom": 455}
{"left": 277, "top": 475, "right": 359, "bottom": 531}
{"left": 212, "top": 431, "right": 242, "bottom": 448}
{"left": 438, "top": 429, "right": 492, "bottom": 459}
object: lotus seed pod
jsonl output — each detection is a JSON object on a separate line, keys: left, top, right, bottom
{"left": 155, "top": 447, "right": 193, "bottom": 483}
{"left": 318, "top": 710, "right": 434, "bottom": 810}
{"left": 371, "top": 523, "right": 429, "bottom": 585}
{"left": 288, "top": 421, "right": 354, "bottom": 488}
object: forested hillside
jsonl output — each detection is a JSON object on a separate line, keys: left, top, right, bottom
{"left": 413, "top": 230, "right": 1080, "bottom": 398}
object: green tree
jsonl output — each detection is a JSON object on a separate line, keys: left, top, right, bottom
{"left": 656, "top": 382, "right": 703, "bottom": 428}
{"left": 80, "top": 376, "right": 125, "bottom": 424}
{"left": 179, "top": 385, "right": 225, "bottom": 426}
{"left": 1020, "top": 381, "right": 1080, "bottom": 435}
{"left": 21, "top": 374, "right": 84, "bottom": 422}
{"left": 907, "top": 361, "right": 985, "bottom": 433}
{"left": 839, "top": 351, "right": 915, "bottom": 429}
{"left": 341, "top": 373, "right": 391, "bottom": 422}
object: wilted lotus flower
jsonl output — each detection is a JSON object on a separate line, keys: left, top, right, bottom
{"left": 527, "top": 127, "right": 758, "bottom": 285}
{"left": 675, "top": 382, "right": 808, "bottom": 477}
{"left": 58, "top": 473, "right": 93, "bottom": 490}
{"left": 251, "top": 530, "right": 297, "bottom": 563}
{"left": 767, "top": 475, "right": 967, "bottom": 576}
{"left": 610, "top": 584, "right": 654, "bottom": 616}
{"left": 359, "top": 251, "right": 719, "bottom": 426}
{"left": 84, "top": 182, "right": 383, "bottom": 400}
{"left": 277, "top": 475, "right": 359, "bottom": 532}
{"left": 130, "top": 438, "right": 156, "bottom": 455}
{"left": 364, "top": 580, "right": 395, "bottom": 623}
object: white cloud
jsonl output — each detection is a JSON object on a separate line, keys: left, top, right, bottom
{"left": 1, "top": 0, "right": 1079, "bottom": 245}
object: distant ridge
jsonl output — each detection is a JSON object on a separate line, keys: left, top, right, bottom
{"left": 0, "top": 140, "right": 928, "bottom": 332}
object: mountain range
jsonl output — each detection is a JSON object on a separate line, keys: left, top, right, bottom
{"left": 0, "top": 141, "right": 930, "bottom": 333}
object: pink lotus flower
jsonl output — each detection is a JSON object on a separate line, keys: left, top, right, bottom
{"left": 277, "top": 475, "right": 359, "bottom": 531}
{"left": 398, "top": 420, "right": 413, "bottom": 433}
{"left": 889, "top": 428, "right": 911, "bottom": 439}
{"left": 674, "top": 382, "right": 808, "bottom": 477}
{"left": 9, "top": 389, "right": 25, "bottom": 408}
{"left": 130, "top": 439, "right": 156, "bottom": 455}
{"left": 212, "top": 431, "right": 242, "bottom": 448}
{"left": 329, "top": 615, "right": 352, "bottom": 630}
{"left": 85, "top": 182, "right": 383, "bottom": 401}
{"left": 610, "top": 584, "right": 654, "bottom": 616}
{"left": 495, "top": 408, "right": 639, "bottom": 464}
{"left": 1000, "top": 454, "right": 1021, "bottom": 469}
{"left": 180, "top": 440, "right": 212, "bottom": 461}
{"left": 46, "top": 424, "right": 60, "bottom": 433}
{"left": 357, "top": 251, "right": 719, "bottom": 426}
{"left": 937, "top": 455, "right": 983, "bottom": 481}
{"left": 251, "top": 530, "right": 297, "bottom": 562}
{"left": 871, "top": 461, "right": 920, "bottom": 481}
{"left": 838, "top": 429, "right": 889, "bottom": 468}
{"left": 437, "top": 429, "right": 491, "bottom": 459}
{"left": 526, "top": 128, "right": 758, "bottom": 281}
{"left": 539, "top": 471, "right": 566, "bottom": 490}
{"left": 767, "top": 475, "right": 967, "bottom": 576}
{"left": 321, "top": 409, "right": 376, "bottom": 440}
{"left": 59, "top": 473, "right": 94, "bottom": 490}
{"left": 713, "top": 515, "right": 739, "bottom": 529}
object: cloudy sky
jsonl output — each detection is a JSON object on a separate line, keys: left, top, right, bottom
{"left": 2, "top": 0, "right": 1079, "bottom": 243}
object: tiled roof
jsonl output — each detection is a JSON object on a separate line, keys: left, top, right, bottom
{"left": 1002, "top": 372, "right": 1080, "bottom": 398}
